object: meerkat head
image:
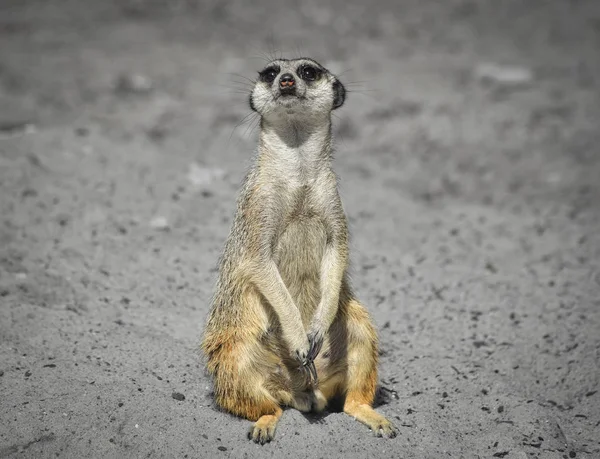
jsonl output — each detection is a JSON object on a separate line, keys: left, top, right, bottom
{"left": 249, "top": 58, "right": 345, "bottom": 123}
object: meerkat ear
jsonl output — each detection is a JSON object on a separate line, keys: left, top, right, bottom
{"left": 332, "top": 79, "right": 346, "bottom": 110}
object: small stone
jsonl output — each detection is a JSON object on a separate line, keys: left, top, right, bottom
{"left": 485, "top": 261, "right": 498, "bottom": 273}
{"left": 0, "top": 120, "right": 35, "bottom": 135}
{"left": 218, "top": 446, "right": 227, "bottom": 452}
{"left": 172, "top": 392, "right": 185, "bottom": 401}
{"left": 75, "top": 127, "right": 89, "bottom": 137}
{"left": 115, "top": 73, "right": 153, "bottom": 95}
{"left": 149, "top": 216, "right": 170, "bottom": 231}
{"left": 187, "top": 163, "right": 225, "bottom": 188}
{"left": 21, "top": 188, "right": 37, "bottom": 198}
{"left": 475, "top": 63, "right": 533, "bottom": 85}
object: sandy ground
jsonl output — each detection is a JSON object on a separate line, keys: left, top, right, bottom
{"left": 1, "top": 0, "right": 599, "bottom": 457}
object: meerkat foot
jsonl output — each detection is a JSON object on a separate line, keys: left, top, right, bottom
{"left": 247, "top": 408, "right": 283, "bottom": 444}
{"left": 371, "top": 417, "right": 398, "bottom": 438}
{"left": 343, "top": 400, "right": 398, "bottom": 439}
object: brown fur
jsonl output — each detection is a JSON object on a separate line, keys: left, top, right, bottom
{"left": 201, "top": 58, "right": 397, "bottom": 443}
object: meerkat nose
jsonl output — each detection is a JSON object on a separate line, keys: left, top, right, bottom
{"left": 279, "top": 73, "right": 295, "bottom": 88}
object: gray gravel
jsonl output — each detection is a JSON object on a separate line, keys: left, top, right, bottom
{"left": 1, "top": 0, "right": 599, "bottom": 458}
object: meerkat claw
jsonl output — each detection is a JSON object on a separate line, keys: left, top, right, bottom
{"left": 305, "top": 359, "right": 318, "bottom": 385}
{"left": 307, "top": 332, "right": 324, "bottom": 361}
{"left": 294, "top": 349, "right": 308, "bottom": 364}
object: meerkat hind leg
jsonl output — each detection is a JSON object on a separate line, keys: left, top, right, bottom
{"left": 340, "top": 299, "right": 398, "bottom": 438}
{"left": 344, "top": 399, "right": 397, "bottom": 438}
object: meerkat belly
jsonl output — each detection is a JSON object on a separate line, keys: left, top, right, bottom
{"left": 274, "top": 216, "right": 326, "bottom": 325}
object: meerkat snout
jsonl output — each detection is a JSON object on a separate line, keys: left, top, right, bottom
{"left": 249, "top": 58, "right": 346, "bottom": 118}
{"left": 279, "top": 73, "right": 296, "bottom": 95}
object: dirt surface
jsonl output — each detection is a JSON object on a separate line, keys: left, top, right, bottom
{"left": 1, "top": 0, "right": 600, "bottom": 458}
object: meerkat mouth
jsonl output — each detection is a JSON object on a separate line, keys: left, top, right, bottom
{"left": 275, "top": 93, "right": 305, "bottom": 103}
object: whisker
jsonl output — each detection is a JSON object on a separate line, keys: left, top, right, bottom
{"left": 344, "top": 80, "right": 371, "bottom": 86}
{"left": 229, "top": 111, "right": 258, "bottom": 143}
{"left": 215, "top": 86, "right": 252, "bottom": 97}
{"left": 249, "top": 51, "right": 273, "bottom": 64}
{"left": 225, "top": 84, "right": 253, "bottom": 92}
{"left": 331, "top": 113, "right": 350, "bottom": 149}
{"left": 218, "top": 81, "right": 252, "bottom": 89}
{"left": 224, "top": 73, "right": 256, "bottom": 85}
{"left": 336, "top": 68, "right": 354, "bottom": 77}
{"left": 242, "top": 113, "right": 261, "bottom": 140}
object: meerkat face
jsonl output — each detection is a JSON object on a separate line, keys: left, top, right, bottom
{"left": 249, "top": 58, "right": 345, "bottom": 122}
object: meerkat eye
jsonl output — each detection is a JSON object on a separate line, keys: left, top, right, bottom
{"left": 299, "top": 65, "right": 319, "bottom": 81}
{"left": 259, "top": 66, "right": 279, "bottom": 84}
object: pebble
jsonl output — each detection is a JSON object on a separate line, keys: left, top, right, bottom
{"left": 114, "top": 73, "right": 153, "bottom": 95}
{"left": 149, "top": 216, "right": 170, "bottom": 231}
{"left": 475, "top": 63, "right": 533, "bottom": 85}
{"left": 187, "top": 163, "right": 225, "bottom": 188}
{"left": 172, "top": 392, "right": 185, "bottom": 401}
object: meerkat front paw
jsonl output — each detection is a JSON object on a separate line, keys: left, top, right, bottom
{"left": 290, "top": 334, "right": 310, "bottom": 363}
{"left": 307, "top": 330, "right": 324, "bottom": 361}
{"left": 290, "top": 335, "right": 318, "bottom": 385}
{"left": 292, "top": 346, "right": 309, "bottom": 364}
{"left": 293, "top": 348, "right": 318, "bottom": 385}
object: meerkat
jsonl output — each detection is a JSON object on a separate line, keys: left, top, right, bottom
{"left": 201, "top": 57, "right": 397, "bottom": 444}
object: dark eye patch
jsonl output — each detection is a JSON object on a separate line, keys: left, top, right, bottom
{"left": 298, "top": 64, "right": 321, "bottom": 81}
{"left": 258, "top": 66, "right": 280, "bottom": 83}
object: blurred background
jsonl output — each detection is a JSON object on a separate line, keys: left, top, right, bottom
{"left": 1, "top": 0, "right": 599, "bottom": 457}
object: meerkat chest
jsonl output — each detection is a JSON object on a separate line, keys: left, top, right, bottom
{"left": 273, "top": 183, "right": 328, "bottom": 295}
{"left": 274, "top": 214, "right": 326, "bottom": 313}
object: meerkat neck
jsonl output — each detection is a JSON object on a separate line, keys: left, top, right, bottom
{"left": 258, "top": 117, "right": 333, "bottom": 177}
